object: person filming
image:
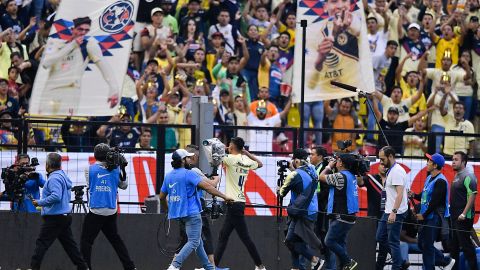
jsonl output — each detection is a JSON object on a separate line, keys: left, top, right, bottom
{"left": 319, "top": 154, "right": 359, "bottom": 270}
{"left": 80, "top": 143, "right": 136, "bottom": 270}
{"left": 279, "top": 148, "right": 325, "bottom": 270}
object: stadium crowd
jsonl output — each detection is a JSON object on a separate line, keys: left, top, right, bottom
{"left": 0, "top": 0, "right": 478, "bottom": 156}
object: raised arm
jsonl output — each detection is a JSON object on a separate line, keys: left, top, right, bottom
{"left": 238, "top": 36, "right": 250, "bottom": 70}
{"left": 242, "top": 149, "right": 263, "bottom": 168}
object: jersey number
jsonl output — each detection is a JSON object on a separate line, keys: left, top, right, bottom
{"left": 238, "top": 175, "right": 245, "bottom": 190}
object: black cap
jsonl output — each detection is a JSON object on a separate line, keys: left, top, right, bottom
{"left": 73, "top": 17, "right": 92, "bottom": 28}
{"left": 388, "top": 107, "right": 399, "bottom": 114}
{"left": 471, "top": 16, "right": 479, "bottom": 22}
{"left": 292, "top": 149, "right": 309, "bottom": 160}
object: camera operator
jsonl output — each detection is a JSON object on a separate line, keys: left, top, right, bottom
{"left": 214, "top": 137, "right": 267, "bottom": 270}
{"left": 159, "top": 149, "right": 234, "bottom": 270}
{"left": 30, "top": 153, "right": 88, "bottom": 270}
{"left": 279, "top": 149, "right": 324, "bottom": 270}
{"left": 318, "top": 154, "right": 359, "bottom": 270}
{"left": 309, "top": 146, "right": 336, "bottom": 269}
{"left": 174, "top": 144, "right": 223, "bottom": 267}
{"left": 0, "top": 154, "right": 45, "bottom": 212}
{"left": 80, "top": 143, "right": 136, "bottom": 270}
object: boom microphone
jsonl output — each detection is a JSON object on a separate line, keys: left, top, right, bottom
{"left": 330, "top": 81, "right": 358, "bottom": 92}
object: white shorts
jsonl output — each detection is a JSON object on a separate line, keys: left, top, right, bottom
{"left": 39, "top": 86, "right": 81, "bottom": 115}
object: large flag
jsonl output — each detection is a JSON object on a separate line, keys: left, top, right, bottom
{"left": 292, "top": 0, "right": 375, "bottom": 102}
{"left": 30, "top": 0, "right": 138, "bottom": 116}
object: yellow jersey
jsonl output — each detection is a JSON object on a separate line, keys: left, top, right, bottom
{"left": 223, "top": 154, "right": 259, "bottom": 202}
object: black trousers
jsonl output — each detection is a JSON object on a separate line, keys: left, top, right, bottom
{"left": 31, "top": 214, "right": 88, "bottom": 270}
{"left": 450, "top": 218, "right": 478, "bottom": 270}
{"left": 214, "top": 202, "right": 262, "bottom": 266}
{"left": 80, "top": 212, "right": 135, "bottom": 270}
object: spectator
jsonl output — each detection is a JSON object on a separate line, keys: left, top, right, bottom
{"left": 259, "top": 45, "right": 283, "bottom": 109}
{"left": 147, "top": 109, "right": 178, "bottom": 151}
{"left": 0, "top": 110, "right": 18, "bottom": 148}
{"left": 178, "top": 0, "right": 207, "bottom": 36}
{"left": 0, "top": 78, "right": 19, "bottom": 116}
{"left": 390, "top": 0, "right": 420, "bottom": 41}
{"left": 430, "top": 15, "right": 466, "bottom": 69}
{"left": 61, "top": 117, "right": 93, "bottom": 152}
{"left": 1, "top": 0, "right": 24, "bottom": 35}
{"left": 214, "top": 89, "right": 235, "bottom": 141}
{"left": 426, "top": 77, "right": 459, "bottom": 153}
{"left": 27, "top": 16, "right": 51, "bottom": 54}
{"left": 246, "top": 99, "right": 290, "bottom": 152}
{"left": 233, "top": 94, "right": 249, "bottom": 140}
{"left": 276, "top": 31, "right": 294, "bottom": 84}
{"left": 403, "top": 117, "right": 428, "bottom": 157}
{"left": 0, "top": 28, "right": 29, "bottom": 80}
{"left": 367, "top": 15, "right": 389, "bottom": 57}
{"left": 10, "top": 52, "right": 36, "bottom": 101}
{"left": 420, "top": 52, "right": 469, "bottom": 94}
{"left": 208, "top": 9, "right": 237, "bottom": 54}
{"left": 160, "top": 0, "right": 179, "bottom": 36}
{"left": 397, "top": 23, "right": 427, "bottom": 77}
{"left": 243, "top": 25, "right": 265, "bottom": 100}
{"left": 325, "top": 98, "right": 362, "bottom": 152}
{"left": 141, "top": 8, "right": 172, "bottom": 65}
{"left": 96, "top": 114, "right": 141, "bottom": 151}
{"left": 451, "top": 50, "right": 475, "bottom": 120}
{"left": 243, "top": 1, "right": 275, "bottom": 38}
{"left": 213, "top": 48, "right": 250, "bottom": 100}
{"left": 177, "top": 18, "right": 205, "bottom": 61}
{"left": 249, "top": 87, "right": 278, "bottom": 118}
{"left": 136, "top": 128, "right": 154, "bottom": 151}
{"left": 372, "top": 84, "right": 425, "bottom": 123}
{"left": 443, "top": 101, "right": 476, "bottom": 157}
{"left": 275, "top": 1, "right": 296, "bottom": 48}
{"left": 373, "top": 101, "right": 433, "bottom": 154}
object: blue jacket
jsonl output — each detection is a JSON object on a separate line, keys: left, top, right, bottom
{"left": 327, "top": 170, "right": 359, "bottom": 215}
{"left": 290, "top": 165, "right": 319, "bottom": 221}
{"left": 88, "top": 164, "right": 120, "bottom": 209}
{"left": 13, "top": 174, "right": 45, "bottom": 213}
{"left": 420, "top": 173, "right": 450, "bottom": 220}
{"left": 37, "top": 170, "right": 72, "bottom": 215}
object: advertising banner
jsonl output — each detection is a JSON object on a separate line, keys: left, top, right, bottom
{"left": 30, "top": 0, "right": 137, "bottom": 116}
{"left": 292, "top": 0, "right": 375, "bottom": 102}
{"left": 1, "top": 153, "right": 480, "bottom": 227}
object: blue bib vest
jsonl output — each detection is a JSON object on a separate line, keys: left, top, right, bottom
{"left": 290, "top": 165, "right": 319, "bottom": 219}
{"left": 164, "top": 168, "right": 202, "bottom": 219}
{"left": 88, "top": 164, "right": 120, "bottom": 209}
{"left": 420, "top": 173, "right": 450, "bottom": 219}
{"left": 327, "top": 170, "right": 359, "bottom": 215}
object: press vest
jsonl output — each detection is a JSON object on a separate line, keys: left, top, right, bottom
{"left": 327, "top": 170, "right": 359, "bottom": 215}
{"left": 420, "top": 173, "right": 450, "bottom": 219}
{"left": 88, "top": 164, "right": 120, "bottom": 209}
{"left": 290, "top": 165, "right": 319, "bottom": 220}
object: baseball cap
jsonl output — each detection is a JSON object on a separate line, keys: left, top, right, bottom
{"left": 220, "top": 89, "right": 230, "bottom": 96}
{"left": 388, "top": 107, "right": 399, "bottom": 114}
{"left": 172, "top": 149, "right": 195, "bottom": 160}
{"left": 292, "top": 149, "right": 309, "bottom": 160}
{"left": 426, "top": 153, "right": 445, "bottom": 168}
{"left": 471, "top": 16, "right": 479, "bottom": 22}
{"left": 151, "top": 7, "right": 164, "bottom": 17}
{"left": 211, "top": 32, "right": 224, "bottom": 39}
{"left": 408, "top": 23, "right": 421, "bottom": 30}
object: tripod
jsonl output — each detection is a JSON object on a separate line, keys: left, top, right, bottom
{"left": 71, "top": 198, "right": 88, "bottom": 213}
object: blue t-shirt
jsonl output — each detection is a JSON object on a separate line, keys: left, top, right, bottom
{"left": 161, "top": 168, "right": 202, "bottom": 219}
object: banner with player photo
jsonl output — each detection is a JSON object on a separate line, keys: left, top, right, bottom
{"left": 30, "top": 0, "right": 138, "bottom": 116}
{"left": 292, "top": 0, "right": 375, "bottom": 102}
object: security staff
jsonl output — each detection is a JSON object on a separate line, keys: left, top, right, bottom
{"left": 415, "top": 153, "right": 455, "bottom": 270}
{"left": 80, "top": 143, "right": 136, "bottom": 270}
{"left": 450, "top": 151, "right": 478, "bottom": 270}
{"left": 160, "top": 149, "right": 233, "bottom": 270}
{"left": 319, "top": 154, "right": 359, "bottom": 270}
{"left": 279, "top": 149, "right": 324, "bottom": 270}
{"left": 30, "top": 153, "right": 88, "bottom": 270}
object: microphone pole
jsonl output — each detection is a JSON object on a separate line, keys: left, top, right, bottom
{"left": 330, "top": 81, "right": 391, "bottom": 147}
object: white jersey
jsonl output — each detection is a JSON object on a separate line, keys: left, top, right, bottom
{"left": 246, "top": 113, "right": 281, "bottom": 152}
{"left": 42, "top": 38, "right": 103, "bottom": 91}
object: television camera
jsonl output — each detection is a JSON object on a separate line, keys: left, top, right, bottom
{"left": 105, "top": 147, "right": 128, "bottom": 171}
{"left": 202, "top": 138, "right": 227, "bottom": 219}
{"left": 1, "top": 157, "right": 40, "bottom": 202}
{"left": 333, "top": 140, "right": 374, "bottom": 176}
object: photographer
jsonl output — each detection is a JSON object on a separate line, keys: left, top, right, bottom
{"left": 214, "top": 137, "right": 267, "bottom": 270}
{"left": 319, "top": 154, "right": 359, "bottom": 270}
{"left": 80, "top": 143, "right": 136, "bottom": 270}
{"left": 278, "top": 149, "right": 324, "bottom": 270}
{"left": 1, "top": 154, "right": 45, "bottom": 213}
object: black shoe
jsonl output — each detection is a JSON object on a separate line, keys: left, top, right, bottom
{"left": 342, "top": 259, "right": 358, "bottom": 270}
{"left": 402, "top": 261, "right": 411, "bottom": 269}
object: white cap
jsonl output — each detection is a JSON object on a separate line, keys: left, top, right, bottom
{"left": 151, "top": 7, "right": 164, "bottom": 17}
{"left": 408, "top": 23, "right": 421, "bottom": 30}
{"left": 172, "top": 149, "right": 194, "bottom": 160}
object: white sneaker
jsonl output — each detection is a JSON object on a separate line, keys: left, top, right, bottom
{"left": 443, "top": 258, "right": 455, "bottom": 270}
{"left": 255, "top": 266, "right": 267, "bottom": 270}
{"left": 167, "top": 265, "right": 180, "bottom": 270}
{"left": 312, "top": 258, "right": 325, "bottom": 270}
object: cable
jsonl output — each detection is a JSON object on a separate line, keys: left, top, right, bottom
{"left": 156, "top": 215, "right": 181, "bottom": 257}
